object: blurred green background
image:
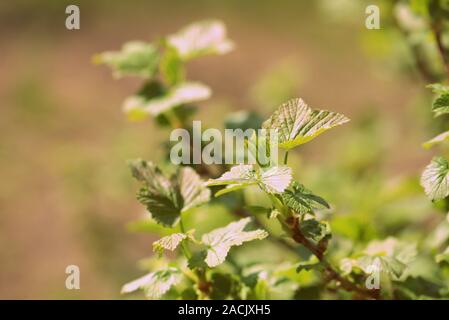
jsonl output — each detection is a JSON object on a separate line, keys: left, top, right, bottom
{"left": 0, "top": 0, "right": 441, "bottom": 298}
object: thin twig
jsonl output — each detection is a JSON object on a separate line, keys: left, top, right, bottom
{"left": 432, "top": 20, "right": 449, "bottom": 79}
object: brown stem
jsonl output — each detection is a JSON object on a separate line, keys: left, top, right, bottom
{"left": 286, "top": 216, "right": 380, "bottom": 300}
{"left": 393, "top": 14, "right": 437, "bottom": 82}
{"left": 432, "top": 20, "right": 449, "bottom": 79}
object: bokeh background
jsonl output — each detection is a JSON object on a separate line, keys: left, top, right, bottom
{"left": 0, "top": 0, "right": 441, "bottom": 298}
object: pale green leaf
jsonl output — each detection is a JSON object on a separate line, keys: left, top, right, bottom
{"left": 206, "top": 164, "right": 257, "bottom": 186}
{"left": 167, "top": 20, "right": 234, "bottom": 60}
{"left": 436, "top": 246, "right": 449, "bottom": 264}
{"left": 262, "top": 98, "right": 350, "bottom": 150}
{"left": 178, "top": 166, "right": 211, "bottom": 213}
{"left": 421, "top": 156, "right": 449, "bottom": 201}
{"left": 260, "top": 166, "right": 292, "bottom": 193}
{"left": 129, "top": 160, "right": 210, "bottom": 226}
{"left": 153, "top": 232, "right": 189, "bottom": 255}
{"left": 94, "top": 41, "right": 160, "bottom": 78}
{"left": 201, "top": 218, "right": 268, "bottom": 267}
{"left": 207, "top": 165, "right": 291, "bottom": 196}
{"left": 423, "top": 130, "right": 449, "bottom": 148}
{"left": 123, "top": 82, "right": 211, "bottom": 117}
{"left": 121, "top": 267, "right": 182, "bottom": 299}
{"left": 341, "top": 237, "right": 417, "bottom": 281}
{"left": 427, "top": 83, "right": 449, "bottom": 94}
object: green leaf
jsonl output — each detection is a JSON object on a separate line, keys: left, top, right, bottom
{"left": 340, "top": 237, "right": 417, "bottom": 281}
{"left": 160, "top": 44, "right": 185, "bottom": 85}
{"left": 121, "top": 267, "right": 182, "bottom": 299}
{"left": 299, "top": 219, "right": 331, "bottom": 242}
{"left": 167, "top": 20, "right": 234, "bottom": 60}
{"left": 153, "top": 232, "right": 192, "bottom": 255}
{"left": 123, "top": 82, "right": 211, "bottom": 118}
{"left": 281, "top": 182, "right": 330, "bottom": 215}
{"left": 436, "top": 246, "right": 449, "bottom": 264}
{"left": 209, "top": 272, "right": 244, "bottom": 300}
{"left": 130, "top": 160, "right": 210, "bottom": 227}
{"left": 427, "top": 83, "right": 449, "bottom": 94}
{"left": 422, "top": 130, "right": 449, "bottom": 148}
{"left": 187, "top": 251, "right": 208, "bottom": 269}
{"left": 225, "top": 111, "right": 263, "bottom": 131}
{"left": 94, "top": 41, "right": 160, "bottom": 78}
{"left": 432, "top": 93, "right": 449, "bottom": 117}
{"left": 295, "top": 256, "right": 324, "bottom": 273}
{"left": 421, "top": 156, "right": 449, "bottom": 201}
{"left": 201, "top": 218, "right": 268, "bottom": 267}
{"left": 262, "top": 98, "right": 349, "bottom": 150}
{"left": 206, "top": 164, "right": 292, "bottom": 196}
{"left": 178, "top": 166, "right": 211, "bottom": 213}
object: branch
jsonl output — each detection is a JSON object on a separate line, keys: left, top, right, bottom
{"left": 431, "top": 20, "right": 449, "bottom": 79}
{"left": 286, "top": 216, "right": 380, "bottom": 300}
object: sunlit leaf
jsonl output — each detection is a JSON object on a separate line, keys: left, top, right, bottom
{"left": 94, "top": 41, "right": 160, "bottom": 78}
{"left": 121, "top": 267, "right": 182, "bottom": 299}
{"left": 260, "top": 166, "right": 292, "bottom": 193}
{"left": 262, "top": 98, "right": 349, "bottom": 150}
{"left": 124, "top": 82, "right": 211, "bottom": 118}
{"left": 178, "top": 166, "right": 211, "bottom": 212}
{"left": 423, "top": 130, "right": 449, "bottom": 148}
{"left": 153, "top": 232, "right": 191, "bottom": 255}
{"left": 201, "top": 218, "right": 268, "bottom": 267}
{"left": 207, "top": 165, "right": 291, "bottom": 196}
{"left": 129, "top": 160, "right": 210, "bottom": 226}
{"left": 421, "top": 156, "right": 449, "bottom": 201}
{"left": 167, "top": 20, "right": 234, "bottom": 60}
{"left": 340, "top": 237, "right": 417, "bottom": 281}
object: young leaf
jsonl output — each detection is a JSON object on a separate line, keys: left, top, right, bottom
{"left": 299, "top": 219, "right": 331, "bottom": 242}
{"left": 422, "top": 130, "right": 449, "bottom": 148}
{"left": 153, "top": 232, "right": 189, "bottom": 255}
{"left": 167, "top": 20, "right": 234, "bottom": 60}
{"left": 260, "top": 166, "right": 292, "bottom": 193}
{"left": 160, "top": 44, "right": 185, "bottom": 85}
{"left": 130, "top": 160, "right": 210, "bottom": 226}
{"left": 123, "top": 82, "right": 211, "bottom": 118}
{"left": 432, "top": 93, "right": 449, "bottom": 117}
{"left": 201, "top": 218, "right": 268, "bottom": 267}
{"left": 421, "top": 156, "right": 449, "bottom": 201}
{"left": 206, "top": 164, "right": 258, "bottom": 196}
{"left": 281, "top": 182, "right": 330, "bottom": 214}
{"left": 436, "top": 246, "right": 449, "bottom": 264}
{"left": 262, "top": 98, "right": 350, "bottom": 150}
{"left": 427, "top": 83, "right": 449, "bottom": 94}
{"left": 340, "top": 237, "right": 417, "bottom": 281}
{"left": 121, "top": 267, "right": 182, "bottom": 299}
{"left": 206, "top": 165, "right": 292, "bottom": 196}
{"left": 178, "top": 167, "right": 211, "bottom": 212}
{"left": 94, "top": 41, "right": 160, "bottom": 78}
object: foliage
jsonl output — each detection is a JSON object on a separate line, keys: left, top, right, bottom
{"left": 96, "top": 12, "right": 449, "bottom": 300}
